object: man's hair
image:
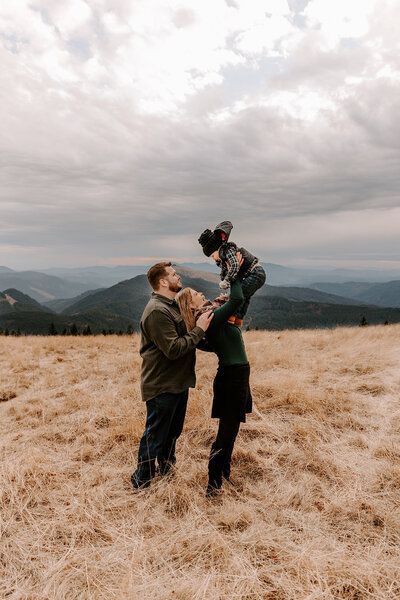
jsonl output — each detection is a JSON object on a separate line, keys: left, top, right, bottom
{"left": 147, "top": 261, "right": 172, "bottom": 290}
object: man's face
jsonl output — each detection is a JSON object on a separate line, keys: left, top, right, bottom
{"left": 211, "top": 250, "right": 220, "bottom": 263}
{"left": 164, "top": 266, "right": 182, "bottom": 293}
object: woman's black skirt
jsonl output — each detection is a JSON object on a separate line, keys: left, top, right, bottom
{"left": 212, "top": 363, "right": 252, "bottom": 423}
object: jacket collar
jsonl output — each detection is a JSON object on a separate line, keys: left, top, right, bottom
{"left": 151, "top": 292, "right": 176, "bottom": 306}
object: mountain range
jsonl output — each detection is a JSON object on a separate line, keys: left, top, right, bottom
{"left": 0, "top": 288, "right": 81, "bottom": 334}
{"left": 2, "top": 267, "right": 400, "bottom": 335}
{"left": 3, "top": 261, "right": 400, "bottom": 304}
{"left": 40, "top": 262, "right": 400, "bottom": 286}
{"left": 0, "top": 289, "right": 53, "bottom": 315}
{"left": 310, "top": 280, "right": 400, "bottom": 308}
{"left": 0, "top": 270, "right": 94, "bottom": 302}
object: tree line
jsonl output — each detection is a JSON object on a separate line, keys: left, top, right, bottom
{"left": 0, "top": 317, "right": 392, "bottom": 337}
{"left": 0, "top": 323, "right": 136, "bottom": 336}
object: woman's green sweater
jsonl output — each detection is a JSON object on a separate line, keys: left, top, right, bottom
{"left": 206, "top": 280, "right": 248, "bottom": 366}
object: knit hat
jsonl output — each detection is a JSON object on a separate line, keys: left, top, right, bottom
{"left": 198, "top": 229, "right": 222, "bottom": 257}
{"left": 214, "top": 221, "right": 233, "bottom": 241}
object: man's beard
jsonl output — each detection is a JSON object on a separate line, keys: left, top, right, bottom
{"left": 168, "top": 281, "right": 182, "bottom": 293}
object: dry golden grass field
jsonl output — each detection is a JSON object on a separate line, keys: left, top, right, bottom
{"left": 1, "top": 326, "right": 400, "bottom": 600}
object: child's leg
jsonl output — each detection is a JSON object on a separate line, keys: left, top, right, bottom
{"left": 234, "top": 266, "right": 266, "bottom": 320}
{"left": 234, "top": 298, "right": 250, "bottom": 323}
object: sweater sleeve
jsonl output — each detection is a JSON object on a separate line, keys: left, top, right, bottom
{"left": 208, "top": 280, "right": 243, "bottom": 328}
{"left": 144, "top": 310, "right": 205, "bottom": 360}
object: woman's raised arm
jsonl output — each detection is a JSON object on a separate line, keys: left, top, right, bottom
{"left": 208, "top": 280, "right": 243, "bottom": 328}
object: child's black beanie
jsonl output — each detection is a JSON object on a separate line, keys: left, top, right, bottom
{"left": 198, "top": 229, "right": 222, "bottom": 257}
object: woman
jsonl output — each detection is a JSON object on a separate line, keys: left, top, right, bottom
{"left": 176, "top": 279, "right": 252, "bottom": 496}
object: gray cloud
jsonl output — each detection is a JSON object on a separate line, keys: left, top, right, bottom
{"left": 0, "top": 0, "right": 399, "bottom": 269}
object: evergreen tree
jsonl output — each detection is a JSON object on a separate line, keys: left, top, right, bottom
{"left": 16, "top": 328, "right": 21, "bottom": 337}
{"left": 48, "top": 322, "right": 57, "bottom": 336}
{"left": 4, "top": 328, "right": 9, "bottom": 336}
{"left": 126, "top": 324, "right": 134, "bottom": 335}
{"left": 82, "top": 325, "right": 92, "bottom": 336}
{"left": 61, "top": 327, "right": 67, "bottom": 336}
{"left": 360, "top": 316, "right": 368, "bottom": 327}
{"left": 70, "top": 323, "right": 79, "bottom": 336}
{"left": 102, "top": 329, "right": 107, "bottom": 336}
{"left": 384, "top": 320, "right": 389, "bottom": 326}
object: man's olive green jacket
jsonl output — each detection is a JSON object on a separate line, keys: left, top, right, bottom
{"left": 139, "top": 293, "right": 205, "bottom": 402}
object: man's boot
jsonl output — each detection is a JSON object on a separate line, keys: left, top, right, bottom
{"left": 157, "top": 459, "right": 175, "bottom": 477}
{"left": 131, "top": 459, "right": 156, "bottom": 491}
{"left": 131, "top": 473, "right": 151, "bottom": 490}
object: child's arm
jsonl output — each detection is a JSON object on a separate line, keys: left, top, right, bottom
{"left": 219, "top": 246, "right": 240, "bottom": 288}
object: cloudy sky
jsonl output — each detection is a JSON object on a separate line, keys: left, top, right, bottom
{"left": 1, "top": 0, "right": 399, "bottom": 270}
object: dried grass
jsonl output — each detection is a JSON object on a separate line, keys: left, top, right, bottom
{"left": 1, "top": 326, "right": 400, "bottom": 599}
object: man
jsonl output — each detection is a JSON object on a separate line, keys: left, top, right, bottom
{"left": 131, "top": 262, "right": 213, "bottom": 489}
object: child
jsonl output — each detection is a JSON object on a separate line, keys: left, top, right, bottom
{"left": 198, "top": 221, "right": 266, "bottom": 326}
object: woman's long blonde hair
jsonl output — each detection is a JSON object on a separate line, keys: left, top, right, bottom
{"left": 175, "top": 288, "right": 196, "bottom": 331}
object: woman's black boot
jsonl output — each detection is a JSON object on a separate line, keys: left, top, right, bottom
{"left": 206, "top": 479, "right": 222, "bottom": 497}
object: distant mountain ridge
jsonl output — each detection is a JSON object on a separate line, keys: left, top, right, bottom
{"left": 24, "top": 268, "right": 400, "bottom": 333}
{"left": 43, "top": 288, "right": 105, "bottom": 312}
{"left": 58, "top": 267, "right": 362, "bottom": 319}
{"left": 0, "top": 287, "right": 64, "bottom": 334}
{"left": 259, "top": 284, "right": 368, "bottom": 306}
{"left": 0, "top": 287, "right": 101, "bottom": 335}
{"left": 0, "top": 270, "right": 95, "bottom": 302}
{"left": 0, "top": 288, "right": 53, "bottom": 314}
{"left": 2, "top": 265, "right": 400, "bottom": 334}
{"left": 40, "top": 262, "right": 400, "bottom": 286}
{"left": 311, "top": 280, "right": 400, "bottom": 308}
{"left": 62, "top": 276, "right": 151, "bottom": 324}
{"left": 2, "top": 262, "right": 400, "bottom": 299}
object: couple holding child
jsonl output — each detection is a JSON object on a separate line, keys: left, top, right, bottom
{"left": 131, "top": 221, "right": 266, "bottom": 496}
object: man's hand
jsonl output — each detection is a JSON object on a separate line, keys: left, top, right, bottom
{"left": 196, "top": 310, "right": 214, "bottom": 331}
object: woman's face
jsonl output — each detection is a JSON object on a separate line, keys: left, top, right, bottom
{"left": 190, "top": 289, "right": 206, "bottom": 309}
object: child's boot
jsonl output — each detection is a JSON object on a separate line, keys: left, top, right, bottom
{"left": 234, "top": 317, "right": 243, "bottom": 328}
{"left": 227, "top": 316, "right": 236, "bottom": 325}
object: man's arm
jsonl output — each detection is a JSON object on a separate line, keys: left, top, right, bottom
{"left": 145, "top": 309, "right": 210, "bottom": 360}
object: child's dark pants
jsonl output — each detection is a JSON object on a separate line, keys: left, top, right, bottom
{"left": 235, "top": 265, "right": 266, "bottom": 320}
